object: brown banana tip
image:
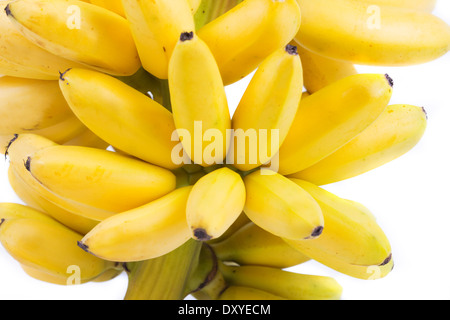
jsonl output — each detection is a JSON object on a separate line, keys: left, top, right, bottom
{"left": 4, "top": 4, "right": 12, "bottom": 17}
{"left": 304, "top": 226, "right": 324, "bottom": 239}
{"left": 379, "top": 253, "right": 392, "bottom": 266}
{"left": 285, "top": 44, "right": 298, "bottom": 55}
{"left": 193, "top": 228, "right": 212, "bottom": 242}
{"left": 180, "top": 31, "right": 194, "bottom": 42}
{"left": 4, "top": 134, "right": 18, "bottom": 159}
{"left": 59, "top": 69, "right": 72, "bottom": 82}
{"left": 385, "top": 74, "right": 394, "bottom": 88}
{"left": 24, "top": 156, "right": 31, "bottom": 172}
{"left": 77, "top": 241, "right": 90, "bottom": 253}
{"left": 0, "top": 218, "right": 5, "bottom": 227}
{"left": 422, "top": 107, "right": 428, "bottom": 120}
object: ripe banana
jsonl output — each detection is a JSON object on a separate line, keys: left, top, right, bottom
{"left": 88, "top": 0, "right": 126, "bottom": 17}
{"left": 355, "top": 0, "right": 437, "bottom": 12}
{"left": 285, "top": 179, "right": 393, "bottom": 280}
{"left": 63, "top": 128, "right": 110, "bottom": 149}
{"left": 6, "top": 0, "right": 140, "bottom": 76}
{"left": 0, "top": 77, "right": 73, "bottom": 135}
{"left": 197, "top": 0, "right": 301, "bottom": 85}
{"left": 211, "top": 222, "right": 310, "bottom": 268}
{"left": 230, "top": 44, "right": 303, "bottom": 172}
{"left": 121, "top": 0, "right": 195, "bottom": 79}
{"left": 277, "top": 73, "right": 393, "bottom": 176}
{"left": 169, "top": 31, "right": 231, "bottom": 167}
{"left": 188, "top": 0, "right": 202, "bottom": 15}
{"left": 0, "top": 203, "right": 116, "bottom": 285}
{"left": 290, "top": 104, "right": 428, "bottom": 185}
{"left": 218, "top": 286, "right": 287, "bottom": 300}
{"left": 243, "top": 169, "right": 324, "bottom": 241}
{"left": 26, "top": 145, "right": 177, "bottom": 212}
{"left": 186, "top": 167, "right": 246, "bottom": 241}
{"left": 219, "top": 262, "right": 343, "bottom": 300}
{"left": 294, "top": 0, "right": 450, "bottom": 66}
{"left": 58, "top": 68, "right": 181, "bottom": 170}
{"left": 78, "top": 186, "right": 193, "bottom": 262}
{"left": 0, "top": 55, "right": 54, "bottom": 81}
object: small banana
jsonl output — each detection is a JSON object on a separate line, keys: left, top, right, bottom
{"left": 58, "top": 68, "right": 181, "bottom": 170}
{"left": 186, "top": 167, "right": 246, "bottom": 241}
{"left": 285, "top": 179, "right": 393, "bottom": 280}
{"left": 211, "top": 222, "right": 311, "bottom": 268}
{"left": 121, "top": 0, "right": 195, "bottom": 79}
{"left": 230, "top": 44, "right": 303, "bottom": 172}
{"left": 277, "top": 73, "right": 393, "bottom": 175}
{"left": 243, "top": 169, "right": 324, "bottom": 241}
{"left": 6, "top": 0, "right": 140, "bottom": 76}
{"left": 294, "top": 0, "right": 450, "bottom": 66}
{"left": 218, "top": 286, "right": 287, "bottom": 300}
{"left": 169, "top": 31, "right": 231, "bottom": 167}
{"left": 290, "top": 104, "right": 428, "bottom": 185}
{"left": 26, "top": 145, "right": 177, "bottom": 212}
{"left": 219, "top": 262, "right": 343, "bottom": 300}
{"left": 78, "top": 186, "right": 193, "bottom": 262}
{"left": 197, "top": 0, "right": 301, "bottom": 85}
{"left": 0, "top": 203, "right": 115, "bottom": 285}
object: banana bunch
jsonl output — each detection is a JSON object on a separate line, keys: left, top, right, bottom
{"left": 0, "top": 0, "right": 447, "bottom": 300}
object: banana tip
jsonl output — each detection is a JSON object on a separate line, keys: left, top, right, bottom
{"left": 24, "top": 156, "right": 31, "bottom": 172}
{"left": 385, "top": 74, "right": 394, "bottom": 88}
{"left": 4, "top": 4, "right": 12, "bottom": 17}
{"left": 305, "top": 226, "right": 324, "bottom": 239}
{"left": 180, "top": 31, "right": 194, "bottom": 42}
{"left": 380, "top": 253, "right": 392, "bottom": 266}
{"left": 4, "top": 134, "right": 18, "bottom": 159}
{"left": 285, "top": 44, "right": 298, "bottom": 55}
{"left": 59, "top": 69, "right": 72, "bottom": 83}
{"left": 77, "top": 241, "right": 90, "bottom": 253}
{"left": 422, "top": 107, "right": 428, "bottom": 120}
{"left": 193, "top": 228, "right": 212, "bottom": 242}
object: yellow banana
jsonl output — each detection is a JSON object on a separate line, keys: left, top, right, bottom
{"left": 26, "top": 145, "right": 177, "bottom": 213}
{"left": 188, "top": 0, "right": 202, "bottom": 14}
{"left": 277, "top": 73, "right": 393, "bottom": 176}
{"left": 285, "top": 179, "right": 393, "bottom": 280}
{"left": 294, "top": 0, "right": 450, "bottom": 66}
{"left": 6, "top": 0, "right": 140, "bottom": 76}
{"left": 243, "top": 169, "right": 324, "bottom": 241}
{"left": 207, "top": 211, "right": 252, "bottom": 244}
{"left": 186, "top": 167, "right": 246, "bottom": 241}
{"left": 197, "top": 0, "right": 301, "bottom": 86}
{"left": 169, "top": 32, "right": 231, "bottom": 167}
{"left": 0, "top": 77, "right": 73, "bottom": 135}
{"left": 0, "top": 55, "right": 55, "bottom": 81}
{"left": 121, "top": 0, "right": 195, "bottom": 79}
{"left": 230, "top": 44, "right": 303, "bottom": 172}
{"left": 58, "top": 68, "right": 181, "bottom": 170}
{"left": 0, "top": 203, "right": 116, "bottom": 285}
{"left": 290, "top": 104, "right": 428, "bottom": 185}
{"left": 63, "top": 128, "right": 110, "bottom": 149}
{"left": 355, "top": 0, "right": 437, "bottom": 12}
{"left": 88, "top": 0, "right": 126, "bottom": 17}
{"left": 219, "top": 262, "right": 343, "bottom": 300}
{"left": 79, "top": 186, "right": 193, "bottom": 262}
{"left": 211, "top": 222, "right": 310, "bottom": 268}
{"left": 218, "top": 286, "right": 287, "bottom": 300}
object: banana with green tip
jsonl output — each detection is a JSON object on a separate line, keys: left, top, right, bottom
{"left": 277, "top": 73, "right": 393, "bottom": 176}
{"left": 186, "top": 167, "right": 246, "bottom": 241}
{"left": 6, "top": 0, "right": 140, "bottom": 76}
{"left": 290, "top": 104, "right": 428, "bottom": 185}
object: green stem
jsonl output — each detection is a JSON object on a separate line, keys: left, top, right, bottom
{"left": 124, "top": 239, "right": 202, "bottom": 300}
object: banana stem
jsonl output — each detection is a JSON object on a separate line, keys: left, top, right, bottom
{"left": 194, "top": 0, "right": 244, "bottom": 30}
{"left": 124, "top": 239, "right": 202, "bottom": 300}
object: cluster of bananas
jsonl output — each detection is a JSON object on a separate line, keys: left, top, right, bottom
{"left": 0, "top": 0, "right": 448, "bottom": 300}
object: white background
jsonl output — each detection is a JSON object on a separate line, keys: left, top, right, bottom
{"left": 0, "top": 2, "right": 449, "bottom": 300}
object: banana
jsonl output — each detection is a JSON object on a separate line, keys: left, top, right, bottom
{"left": 186, "top": 167, "right": 246, "bottom": 241}
{"left": 6, "top": 0, "right": 140, "bottom": 76}
{"left": 230, "top": 44, "right": 303, "bottom": 172}
{"left": 218, "top": 286, "right": 287, "bottom": 300}
{"left": 290, "top": 104, "right": 428, "bottom": 185}
{"left": 121, "top": 0, "right": 195, "bottom": 79}
{"left": 243, "top": 169, "right": 324, "bottom": 241}
{"left": 285, "top": 179, "right": 393, "bottom": 280}
{"left": 169, "top": 31, "right": 231, "bottom": 167}
{"left": 276, "top": 73, "right": 393, "bottom": 176}
{"left": 207, "top": 211, "right": 252, "bottom": 244}
{"left": 78, "top": 186, "right": 193, "bottom": 262}
{"left": 1, "top": 134, "right": 16, "bottom": 155}
{"left": 294, "top": 0, "right": 450, "bottom": 66}
{"left": 58, "top": 68, "right": 181, "bottom": 170}
{"left": 0, "top": 55, "right": 55, "bottom": 81}
{"left": 63, "top": 128, "right": 110, "bottom": 149}
{"left": 0, "top": 77, "right": 73, "bottom": 135}
{"left": 0, "top": 203, "right": 116, "bottom": 285}
{"left": 188, "top": 0, "right": 202, "bottom": 15}
{"left": 219, "top": 262, "right": 343, "bottom": 300}
{"left": 211, "top": 222, "right": 310, "bottom": 268}
{"left": 88, "top": 0, "right": 126, "bottom": 17}
{"left": 26, "top": 145, "right": 177, "bottom": 212}
{"left": 355, "top": 0, "right": 437, "bottom": 12}
{"left": 197, "top": 0, "right": 301, "bottom": 85}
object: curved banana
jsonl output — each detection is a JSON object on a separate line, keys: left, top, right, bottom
{"left": 0, "top": 77, "right": 73, "bottom": 135}
{"left": 78, "top": 186, "right": 193, "bottom": 262}
{"left": 6, "top": 0, "right": 140, "bottom": 76}
{"left": 121, "top": 0, "right": 195, "bottom": 79}
{"left": 277, "top": 73, "right": 393, "bottom": 175}
{"left": 219, "top": 262, "right": 343, "bottom": 300}
{"left": 285, "top": 179, "right": 393, "bottom": 280}
{"left": 243, "top": 169, "right": 324, "bottom": 241}
{"left": 218, "top": 286, "right": 287, "bottom": 300}
{"left": 230, "top": 44, "right": 303, "bottom": 172}
{"left": 355, "top": 0, "right": 437, "bottom": 12}
{"left": 197, "top": 0, "right": 301, "bottom": 85}
{"left": 290, "top": 104, "right": 428, "bottom": 185}
{"left": 294, "top": 0, "right": 450, "bottom": 66}
{"left": 58, "top": 68, "right": 181, "bottom": 170}
{"left": 27, "top": 145, "right": 177, "bottom": 212}
{"left": 169, "top": 32, "right": 231, "bottom": 167}
{"left": 0, "top": 203, "right": 116, "bottom": 285}
{"left": 88, "top": 0, "right": 126, "bottom": 17}
{"left": 211, "top": 222, "right": 310, "bottom": 268}
{"left": 186, "top": 167, "right": 246, "bottom": 241}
